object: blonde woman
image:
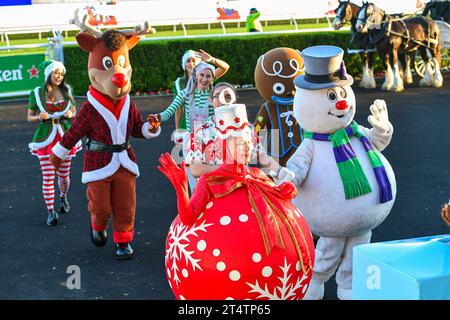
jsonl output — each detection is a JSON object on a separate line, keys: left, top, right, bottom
{"left": 172, "top": 50, "right": 229, "bottom": 130}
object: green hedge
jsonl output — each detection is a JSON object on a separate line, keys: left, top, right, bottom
{"left": 64, "top": 30, "right": 383, "bottom": 95}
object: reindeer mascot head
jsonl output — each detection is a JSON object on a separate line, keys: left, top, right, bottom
{"left": 50, "top": 11, "right": 161, "bottom": 260}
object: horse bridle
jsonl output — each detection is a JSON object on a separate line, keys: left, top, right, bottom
{"left": 336, "top": 2, "right": 352, "bottom": 24}
{"left": 357, "top": 3, "right": 385, "bottom": 30}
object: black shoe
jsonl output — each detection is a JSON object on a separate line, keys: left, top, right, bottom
{"left": 91, "top": 228, "right": 108, "bottom": 247}
{"left": 115, "top": 243, "right": 134, "bottom": 260}
{"left": 46, "top": 210, "right": 58, "bottom": 226}
{"left": 59, "top": 197, "right": 70, "bottom": 214}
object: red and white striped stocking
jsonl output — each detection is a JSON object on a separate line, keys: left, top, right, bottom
{"left": 57, "top": 158, "right": 72, "bottom": 198}
{"left": 39, "top": 157, "right": 55, "bottom": 211}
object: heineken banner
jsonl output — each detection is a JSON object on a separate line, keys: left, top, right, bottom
{"left": 0, "top": 54, "right": 45, "bottom": 98}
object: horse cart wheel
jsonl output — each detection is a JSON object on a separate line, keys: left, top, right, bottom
{"left": 414, "top": 51, "right": 436, "bottom": 78}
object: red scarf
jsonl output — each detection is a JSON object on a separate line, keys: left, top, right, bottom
{"left": 89, "top": 86, "right": 126, "bottom": 120}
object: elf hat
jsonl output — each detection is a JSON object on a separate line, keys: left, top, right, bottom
{"left": 181, "top": 50, "right": 200, "bottom": 70}
{"left": 193, "top": 61, "right": 215, "bottom": 75}
{"left": 185, "top": 62, "right": 216, "bottom": 94}
{"left": 39, "top": 60, "right": 66, "bottom": 82}
{"left": 214, "top": 104, "right": 252, "bottom": 140}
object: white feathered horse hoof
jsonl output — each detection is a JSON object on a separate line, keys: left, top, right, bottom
{"left": 381, "top": 83, "right": 393, "bottom": 91}
{"left": 393, "top": 83, "right": 404, "bottom": 92}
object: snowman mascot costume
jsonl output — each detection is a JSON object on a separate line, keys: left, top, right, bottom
{"left": 285, "top": 46, "right": 396, "bottom": 300}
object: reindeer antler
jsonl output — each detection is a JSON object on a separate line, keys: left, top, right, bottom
{"left": 72, "top": 8, "right": 103, "bottom": 38}
{"left": 121, "top": 21, "right": 156, "bottom": 37}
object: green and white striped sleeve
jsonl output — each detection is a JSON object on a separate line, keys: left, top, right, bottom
{"left": 208, "top": 104, "right": 214, "bottom": 117}
{"left": 173, "top": 78, "right": 181, "bottom": 96}
{"left": 160, "top": 90, "right": 186, "bottom": 122}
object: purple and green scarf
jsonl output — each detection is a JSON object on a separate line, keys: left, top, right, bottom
{"left": 304, "top": 121, "right": 393, "bottom": 203}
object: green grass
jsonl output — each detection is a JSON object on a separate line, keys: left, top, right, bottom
{"left": 0, "top": 22, "right": 331, "bottom": 56}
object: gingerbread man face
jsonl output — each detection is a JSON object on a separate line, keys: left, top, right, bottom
{"left": 254, "top": 47, "right": 304, "bottom": 104}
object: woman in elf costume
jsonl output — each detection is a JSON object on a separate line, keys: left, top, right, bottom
{"left": 27, "top": 60, "right": 82, "bottom": 226}
{"left": 172, "top": 50, "right": 229, "bottom": 131}
{"left": 152, "top": 62, "right": 227, "bottom": 191}
{"left": 158, "top": 62, "right": 216, "bottom": 136}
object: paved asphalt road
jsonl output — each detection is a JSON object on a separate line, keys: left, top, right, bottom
{"left": 0, "top": 75, "right": 449, "bottom": 300}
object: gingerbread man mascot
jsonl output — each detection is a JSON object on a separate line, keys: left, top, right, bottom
{"left": 253, "top": 47, "right": 305, "bottom": 167}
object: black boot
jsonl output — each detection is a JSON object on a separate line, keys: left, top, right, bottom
{"left": 91, "top": 228, "right": 108, "bottom": 247}
{"left": 115, "top": 242, "right": 134, "bottom": 260}
{"left": 46, "top": 210, "right": 58, "bottom": 226}
{"left": 59, "top": 197, "right": 70, "bottom": 214}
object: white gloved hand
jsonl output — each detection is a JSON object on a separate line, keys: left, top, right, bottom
{"left": 368, "top": 99, "right": 391, "bottom": 133}
{"left": 269, "top": 167, "right": 296, "bottom": 185}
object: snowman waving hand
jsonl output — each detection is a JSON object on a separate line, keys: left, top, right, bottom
{"left": 368, "top": 100, "right": 390, "bottom": 131}
{"left": 286, "top": 45, "right": 396, "bottom": 300}
{"left": 367, "top": 99, "right": 394, "bottom": 151}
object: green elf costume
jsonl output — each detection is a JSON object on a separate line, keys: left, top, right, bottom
{"left": 28, "top": 60, "right": 82, "bottom": 226}
{"left": 173, "top": 50, "right": 200, "bottom": 131}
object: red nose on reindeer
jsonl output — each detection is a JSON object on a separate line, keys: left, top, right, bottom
{"left": 112, "top": 73, "right": 128, "bottom": 88}
{"left": 336, "top": 100, "right": 348, "bottom": 110}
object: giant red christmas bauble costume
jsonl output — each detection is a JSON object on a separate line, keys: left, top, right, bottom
{"left": 163, "top": 163, "right": 315, "bottom": 300}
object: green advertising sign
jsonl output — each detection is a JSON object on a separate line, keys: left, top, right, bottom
{"left": 0, "top": 54, "right": 46, "bottom": 97}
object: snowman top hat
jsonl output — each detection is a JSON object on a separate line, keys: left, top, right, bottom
{"left": 214, "top": 104, "right": 252, "bottom": 140}
{"left": 294, "top": 45, "right": 353, "bottom": 90}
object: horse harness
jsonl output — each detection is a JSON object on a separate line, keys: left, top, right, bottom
{"left": 365, "top": 11, "right": 439, "bottom": 50}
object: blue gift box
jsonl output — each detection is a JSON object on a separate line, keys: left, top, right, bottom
{"left": 352, "top": 234, "right": 450, "bottom": 300}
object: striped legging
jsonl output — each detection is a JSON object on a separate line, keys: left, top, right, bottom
{"left": 39, "top": 157, "right": 72, "bottom": 211}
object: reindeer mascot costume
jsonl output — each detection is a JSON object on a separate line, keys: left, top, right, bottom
{"left": 50, "top": 13, "right": 161, "bottom": 260}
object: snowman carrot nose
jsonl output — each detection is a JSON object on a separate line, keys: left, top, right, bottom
{"left": 335, "top": 100, "right": 348, "bottom": 110}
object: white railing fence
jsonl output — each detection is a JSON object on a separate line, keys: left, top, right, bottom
{"left": 0, "top": 0, "right": 337, "bottom": 40}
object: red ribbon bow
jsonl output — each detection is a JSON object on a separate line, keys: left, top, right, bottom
{"left": 206, "top": 164, "right": 312, "bottom": 273}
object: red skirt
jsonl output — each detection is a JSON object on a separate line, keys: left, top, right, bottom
{"left": 31, "top": 132, "right": 82, "bottom": 159}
